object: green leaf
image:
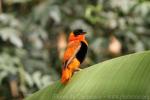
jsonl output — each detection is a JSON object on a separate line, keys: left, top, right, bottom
{"left": 25, "top": 51, "right": 150, "bottom": 100}
{"left": 0, "top": 28, "right": 23, "bottom": 48}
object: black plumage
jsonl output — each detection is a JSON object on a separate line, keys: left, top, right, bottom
{"left": 76, "top": 41, "right": 88, "bottom": 63}
{"left": 73, "top": 29, "right": 86, "bottom": 36}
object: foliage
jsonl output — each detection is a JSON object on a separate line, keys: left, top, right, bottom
{"left": 0, "top": 0, "right": 149, "bottom": 99}
{"left": 25, "top": 51, "right": 150, "bottom": 100}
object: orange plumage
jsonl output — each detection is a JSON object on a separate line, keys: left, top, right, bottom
{"left": 61, "top": 29, "right": 88, "bottom": 84}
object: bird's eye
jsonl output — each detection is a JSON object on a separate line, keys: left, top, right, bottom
{"left": 73, "top": 29, "right": 84, "bottom": 36}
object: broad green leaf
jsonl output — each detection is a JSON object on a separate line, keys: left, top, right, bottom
{"left": 25, "top": 51, "right": 150, "bottom": 100}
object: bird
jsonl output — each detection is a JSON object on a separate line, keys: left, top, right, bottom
{"left": 61, "top": 29, "right": 88, "bottom": 84}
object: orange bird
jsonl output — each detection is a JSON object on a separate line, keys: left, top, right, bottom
{"left": 61, "top": 29, "right": 88, "bottom": 84}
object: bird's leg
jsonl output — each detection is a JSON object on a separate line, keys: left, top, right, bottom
{"left": 75, "top": 68, "right": 82, "bottom": 71}
{"left": 74, "top": 68, "right": 82, "bottom": 74}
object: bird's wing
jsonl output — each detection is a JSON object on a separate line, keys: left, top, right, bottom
{"left": 63, "top": 40, "right": 81, "bottom": 68}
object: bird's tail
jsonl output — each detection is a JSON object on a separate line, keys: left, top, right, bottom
{"left": 61, "top": 68, "right": 72, "bottom": 84}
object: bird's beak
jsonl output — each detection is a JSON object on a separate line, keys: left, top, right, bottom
{"left": 83, "top": 32, "right": 87, "bottom": 34}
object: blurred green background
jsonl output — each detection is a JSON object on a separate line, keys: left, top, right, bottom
{"left": 0, "top": 0, "right": 149, "bottom": 99}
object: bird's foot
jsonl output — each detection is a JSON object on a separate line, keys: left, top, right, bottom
{"left": 75, "top": 68, "right": 82, "bottom": 71}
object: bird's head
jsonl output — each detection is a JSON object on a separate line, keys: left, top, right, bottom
{"left": 69, "top": 29, "right": 86, "bottom": 42}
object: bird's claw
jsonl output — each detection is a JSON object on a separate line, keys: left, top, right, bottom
{"left": 75, "top": 68, "right": 82, "bottom": 71}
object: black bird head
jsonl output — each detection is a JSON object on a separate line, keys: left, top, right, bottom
{"left": 73, "top": 29, "right": 86, "bottom": 36}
